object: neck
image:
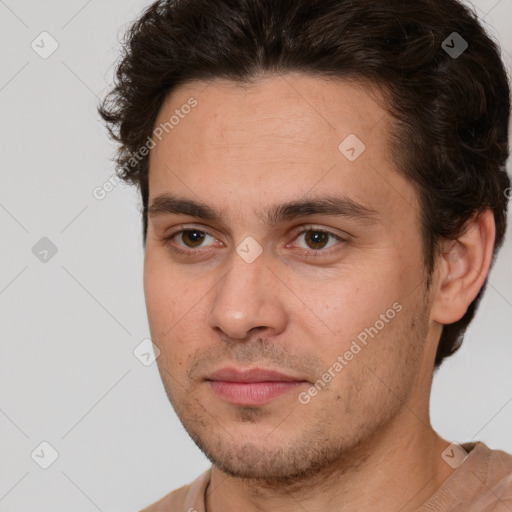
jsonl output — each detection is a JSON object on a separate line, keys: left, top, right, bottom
{"left": 205, "top": 412, "right": 454, "bottom": 512}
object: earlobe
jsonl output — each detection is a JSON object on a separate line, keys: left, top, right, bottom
{"left": 431, "top": 210, "right": 496, "bottom": 325}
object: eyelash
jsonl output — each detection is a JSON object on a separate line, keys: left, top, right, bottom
{"left": 162, "top": 226, "right": 346, "bottom": 258}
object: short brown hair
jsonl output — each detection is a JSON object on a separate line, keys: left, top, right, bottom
{"left": 98, "top": 0, "right": 511, "bottom": 368}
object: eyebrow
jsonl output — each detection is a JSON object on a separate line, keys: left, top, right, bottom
{"left": 147, "top": 193, "right": 379, "bottom": 225}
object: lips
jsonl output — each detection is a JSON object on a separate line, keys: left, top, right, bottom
{"left": 207, "top": 367, "right": 307, "bottom": 383}
{"left": 206, "top": 367, "right": 309, "bottom": 406}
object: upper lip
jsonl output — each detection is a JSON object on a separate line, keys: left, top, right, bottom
{"left": 207, "top": 367, "right": 308, "bottom": 383}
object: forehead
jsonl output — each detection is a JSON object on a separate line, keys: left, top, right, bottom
{"left": 147, "top": 73, "right": 418, "bottom": 222}
{"left": 151, "top": 73, "right": 386, "bottom": 156}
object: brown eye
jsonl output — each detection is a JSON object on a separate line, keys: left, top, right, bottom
{"left": 180, "top": 230, "right": 207, "bottom": 248}
{"left": 296, "top": 229, "right": 345, "bottom": 255}
{"left": 304, "top": 231, "right": 330, "bottom": 249}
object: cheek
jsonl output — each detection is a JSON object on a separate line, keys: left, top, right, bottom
{"left": 144, "top": 250, "right": 193, "bottom": 325}
{"left": 297, "top": 268, "right": 418, "bottom": 378}
{"left": 143, "top": 254, "right": 199, "bottom": 360}
{"left": 294, "top": 270, "right": 393, "bottom": 338}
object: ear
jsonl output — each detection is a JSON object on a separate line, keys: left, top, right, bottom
{"left": 430, "top": 210, "right": 496, "bottom": 325}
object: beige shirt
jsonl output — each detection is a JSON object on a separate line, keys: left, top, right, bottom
{"left": 141, "top": 442, "right": 512, "bottom": 512}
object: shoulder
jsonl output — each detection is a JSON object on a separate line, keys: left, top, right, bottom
{"left": 470, "top": 473, "right": 512, "bottom": 511}
{"left": 139, "top": 486, "right": 189, "bottom": 512}
{"left": 486, "top": 444, "right": 512, "bottom": 473}
{"left": 463, "top": 442, "right": 512, "bottom": 511}
{"left": 479, "top": 444, "right": 512, "bottom": 511}
{"left": 418, "top": 442, "right": 512, "bottom": 512}
{"left": 140, "top": 468, "right": 211, "bottom": 512}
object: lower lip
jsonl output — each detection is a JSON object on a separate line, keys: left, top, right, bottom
{"left": 209, "top": 380, "right": 307, "bottom": 406}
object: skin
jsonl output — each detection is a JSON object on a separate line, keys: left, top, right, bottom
{"left": 143, "top": 73, "right": 496, "bottom": 512}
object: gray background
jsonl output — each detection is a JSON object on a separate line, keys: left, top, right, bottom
{"left": 0, "top": 0, "right": 511, "bottom": 510}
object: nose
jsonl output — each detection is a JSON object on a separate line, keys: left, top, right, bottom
{"left": 206, "top": 249, "right": 288, "bottom": 341}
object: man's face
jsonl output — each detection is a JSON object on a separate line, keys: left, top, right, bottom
{"left": 144, "top": 74, "right": 438, "bottom": 481}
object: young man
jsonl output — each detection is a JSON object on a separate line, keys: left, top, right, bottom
{"left": 99, "top": 0, "right": 512, "bottom": 510}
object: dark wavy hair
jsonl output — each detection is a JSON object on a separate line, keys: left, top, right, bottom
{"left": 98, "top": 0, "right": 510, "bottom": 368}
